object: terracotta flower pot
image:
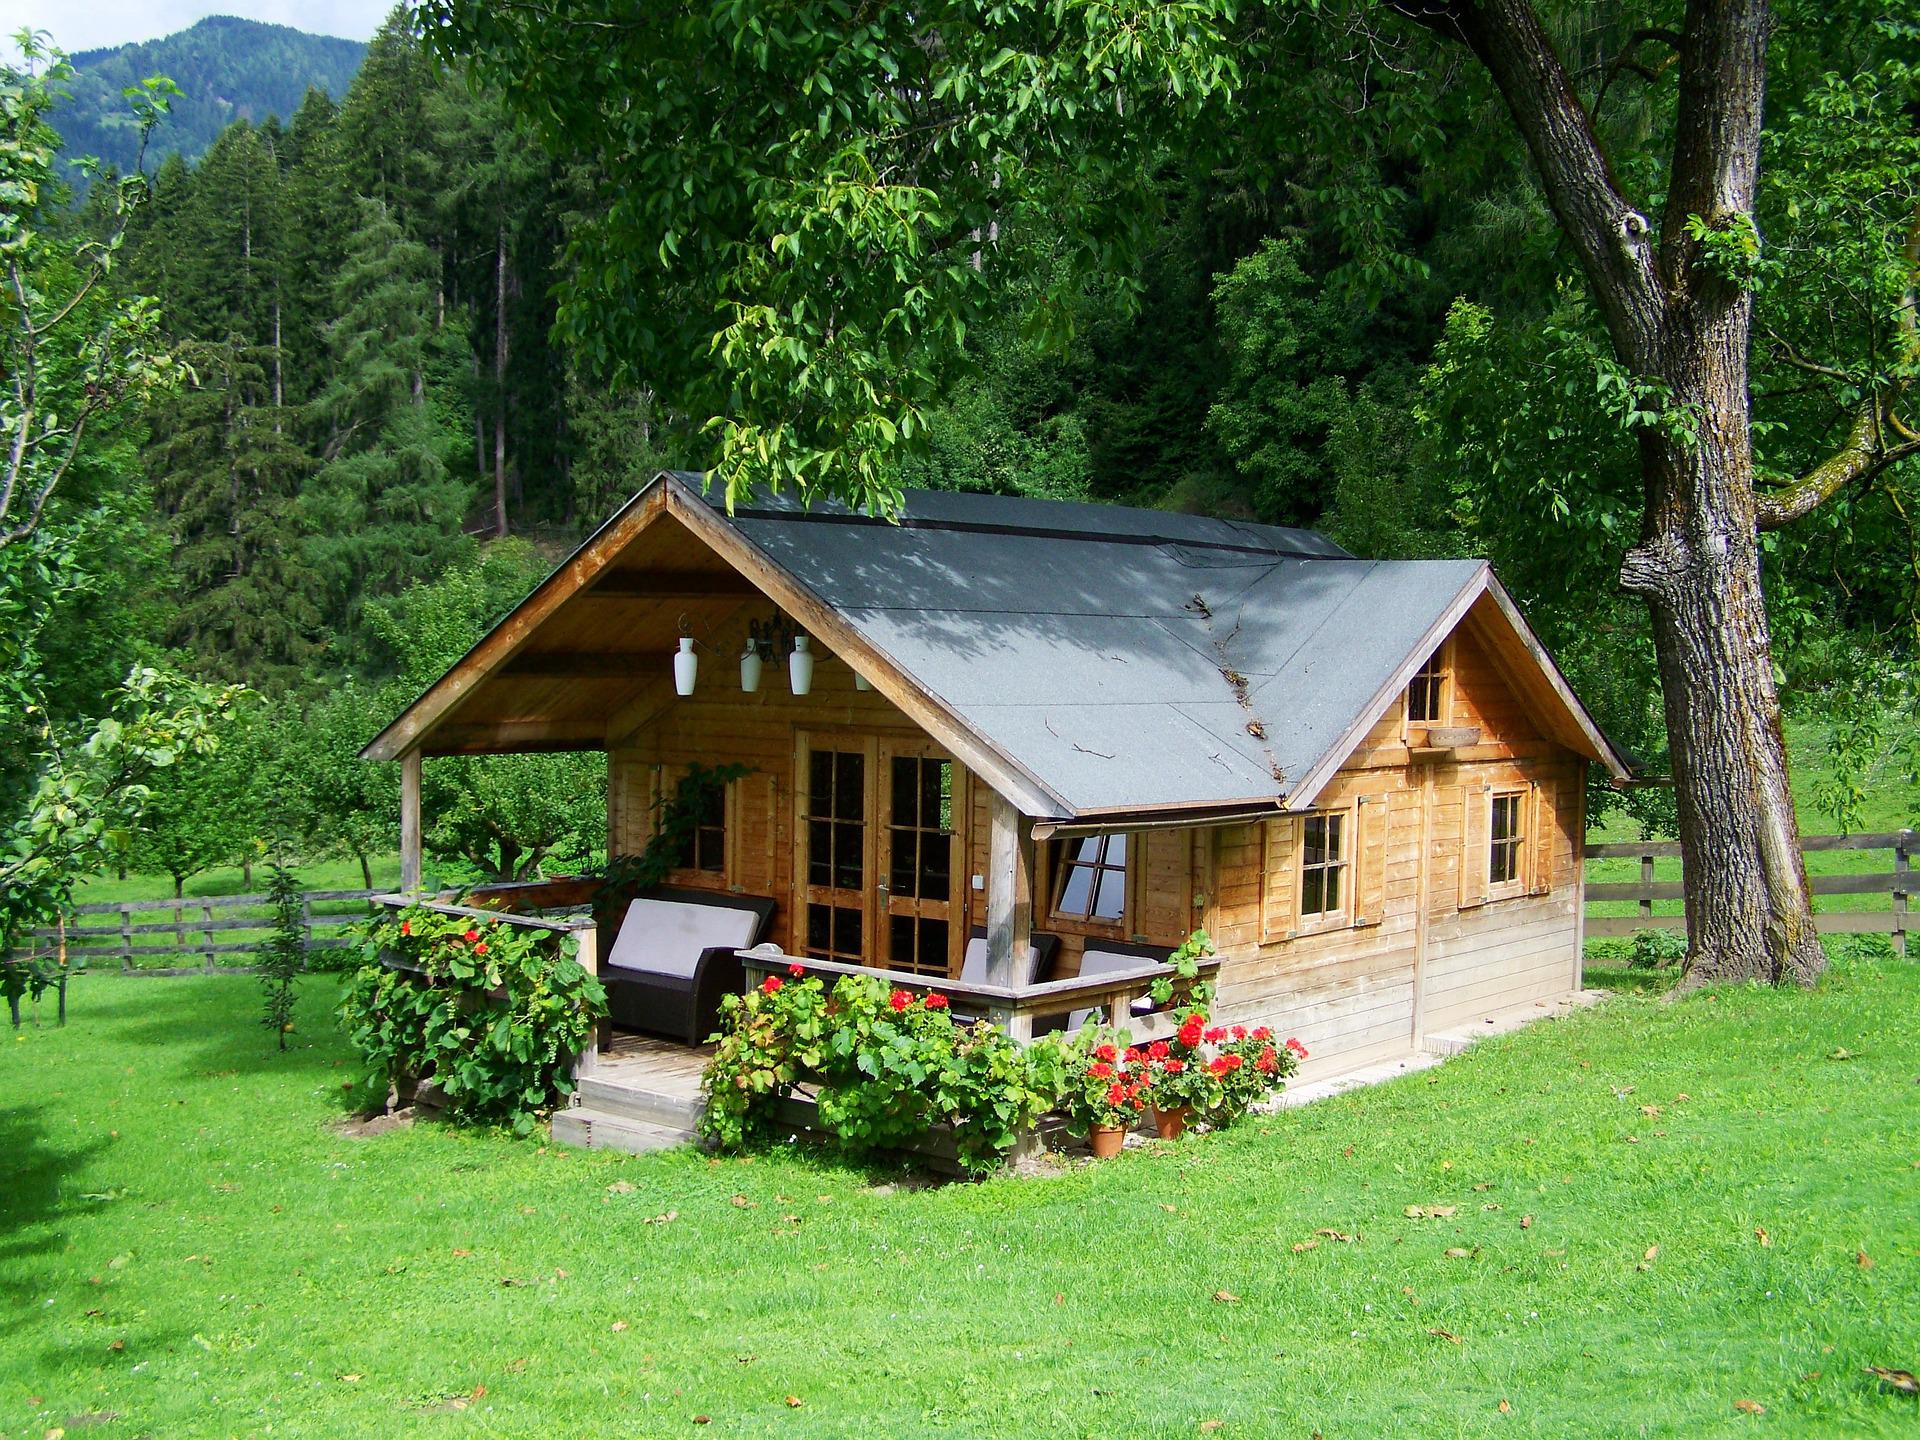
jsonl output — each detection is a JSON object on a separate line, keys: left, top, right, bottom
{"left": 1089, "top": 1122, "right": 1128, "bottom": 1159}
{"left": 1151, "top": 1104, "right": 1190, "bottom": 1140}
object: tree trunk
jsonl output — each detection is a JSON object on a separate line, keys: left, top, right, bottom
{"left": 1412, "top": 0, "right": 1824, "bottom": 988}
{"left": 493, "top": 221, "right": 510, "bottom": 539}
{"left": 358, "top": 852, "right": 373, "bottom": 891}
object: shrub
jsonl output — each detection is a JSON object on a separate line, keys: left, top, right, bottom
{"left": 701, "top": 969, "right": 1067, "bottom": 1176}
{"left": 339, "top": 905, "right": 606, "bottom": 1133}
{"left": 1628, "top": 927, "right": 1689, "bottom": 970}
{"left": 258, "top": 857, "right": 303, "bottom": 1050}
{"left": 1051, "top": 1025, "right": 1154, "bottom": 1131}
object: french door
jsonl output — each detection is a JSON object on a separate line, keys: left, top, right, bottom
{"left": 797, "top": 735, "right": 962, "bottom": 976}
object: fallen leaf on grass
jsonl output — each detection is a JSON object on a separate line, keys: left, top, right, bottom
{"left": 1520, "top": 1215, "right": 1533, "bottom": 1230}
{"left": 642, "top": 1210, "right": 678, "bottom": 1226}
{"left": 1733, "top": 1399, "right": 1766, "bottom": 1415}
{"left": 693, "top": 1416, "right": 710, "bottom": 1425}
{"left": 1291, "top": 1241, "right": 1319, "bottom": 1254}
{"left": 339, "top": 1374, "right": 361, "bottom": 1384}
{"left": 1313, "top": 1228, "right": 1354, "bottom": 1242}
{"left": 1645, "top": 1245, "right": 1660, "bottom": 1261}
{"left": 1754, "top": 1227, "right": 1770, "bottom": 1248}
{"left": 1428, "top": 1328, "right": 1463, "bottom": 1345}
{"left": 606, "top": 1180, "right": 635, "bottom": 1195}
{"left": 1199, "top": 1421, "right": 1224, "bottom": 1433}
{"left": 784, "top": 1395, "right": 804, "bottom": 1407}
{"left": 1472, "top": 1183, "right": 1491, "bottom": 1192}
{"left": 1827, "top": 1048, "right": 1857, "bottom": 1061}
{"left": 1640, "top": 1103, "right": 1661, "bottom": 1118}
{"left": 1160, "top": 1203, "right": 1178, "bottom": 1213}
{"left": 730, "top": 1195, "right": 757, "bottom": 1209}
{"left": 451, "top": 1248, "right": 472, "bottom": 1258}
{"left": 1444, "top": 1248, "right": 1475, "bottom": 1260}
{"left": 1405, "top": 1205, "right": 1456, "bottom": 1220}
{"left": 1497, "top": 1399, "right": 1511, "bottom": 1414}
{"left": 1212, "top": 1290, "right": 1241, "bottom": 1304}
{"left": 1864, "top": 1366, "right": 1918, "bottom": 1395}
{"left": 106, "top": 1340, "right": 124, "bottom": 1352}
{"left": 1858, "top": 1250, "right": 1874, "bottom": 1269}
{"left": 611, "top": 1321, "right": 629, "bottom": 1333}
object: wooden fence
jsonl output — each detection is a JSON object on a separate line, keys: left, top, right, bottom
{"left": 1584, "top": 830, "right": 1911, "bottom": 953}
{"left": 22, "top": 888, "right": 383, "bottom": 975}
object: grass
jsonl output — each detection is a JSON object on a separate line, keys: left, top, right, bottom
{"left": 4, "top": 966, "right": 1917, "bottom": 1438}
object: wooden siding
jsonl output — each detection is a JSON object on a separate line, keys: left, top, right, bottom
{"left": 1203, "top": 617, "right": 1590, "bottom": 1078}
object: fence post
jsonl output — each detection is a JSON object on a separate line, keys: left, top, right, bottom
{"left": 202, "top": 902, "right": 217, "bottom": 973}
{"left": 1896, "top": 830, "right": 1911, "bottom": 959}
{"left": 120, "top": 905, "right": 133, "bottom": 973}
{"left": 302, "top": 897, "right": 315, "bottom": 962}
{"left": 1639, "top": 851, "right": 1656, "bottom": 922}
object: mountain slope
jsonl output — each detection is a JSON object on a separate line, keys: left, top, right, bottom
{"left": 55, "top": 15, "right": 364, "bottom": 175}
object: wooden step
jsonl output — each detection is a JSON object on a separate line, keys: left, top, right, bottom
{"left": 576, "top": 1074, "right": 705, "bottom": 1129}
{"left": 551, "top": 1106, "right": 694, "bottom": 1155}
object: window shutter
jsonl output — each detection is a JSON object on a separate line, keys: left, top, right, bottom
{"left": 1529, "top": 779, "right": 1554, "bottom": 896}
{"left": 1353, "top": 794, "right": 1388, "bottom": 927}
{"left": 1262, "top": 817, "right": 1297, "bottom": 941}
{"left": 1459, "top": 781, "right": 1492, "bottom": 909}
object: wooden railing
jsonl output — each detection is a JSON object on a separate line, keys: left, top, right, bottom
{"left": 22, "top": 887, "right": 385, "bottom": 974}
{"left": 738, "top": 945, "right": 1219, "bottom": 1042}
{"left": 1584, "top": 830, "right": 1912, "bottom": 953}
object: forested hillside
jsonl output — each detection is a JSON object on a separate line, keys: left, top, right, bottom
{"left": 4, "top": 3, "right": 1915, "bottom": 919}
{"left": 55, "top": 16, "right": 364, "bottom": 177}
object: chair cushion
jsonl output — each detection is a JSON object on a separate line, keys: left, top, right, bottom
{"left": 958, "top": 936, "right": 1043, "bottom": 987}
{"left": 604, "top": 897, "right": 761, "bottom": 980}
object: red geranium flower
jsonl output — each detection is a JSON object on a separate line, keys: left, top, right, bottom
{"left": 1224, "top": 1053, "right": 1244, "bottom": 1071}
{"left": 1147, "top": 1040, "right": 1171, "bottom": 1060}
{"left": 1231, "top": 1024, "right": 1248, "bottom": 1041}
{"left": 1163, "top": 1058, "right": 1185, "bottom": 1075}
{"left": 473, "top": 941, "right": 488, "bottom": 955}
{"left": 1208, "top": 1056, "right": 1231, "bottom": 1076}
{"left": 1285, "top": 1037, "right": 1309, "bottom": 1058}
{"left": 399, "top": 920, "right": 411, "bottom": 936}
{"left": 1251, "top": 1026, "right": 1273, "bottom": 1041}
{"left": 1088, "top": 1062, "right": 1115, "bottom": 1080}
{"left": 462, "top": 928, "right": 479, "bottom": 943}
{"left": 1177, "top": 1016, "right": 1205, "bottom": 1049}
{"left": 1094, "top": 1042, "right": 1118, "bottom": 1063}
{"left": 1256, "top": 1048, "right": 1278, "bottom": 1074}
{"left": 761, "top": 975, "right": 783, "bottom": 994}
{"left": 787, "top": 962, "right": 806, "bottom": 977}
{"left": 888, "top": 989, "right": 911, "bottom": 1012}
{"left": 1105, "top": 1082, "right": 1127, "bottom": 1106}
{"left": 925, "top": 992, "right": 949, "bottom": 1010}
{"left": 1123, "top": 1047, "right": 1143, "bottom": 1065}
{"left": 1203, "top": 1026, "right": 1227, "bottom": 1045}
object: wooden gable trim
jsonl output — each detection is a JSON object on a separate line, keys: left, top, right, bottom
{"left": 360, "top": 482, "right": 671, "bottom": 762}
{"left": 1284, "top": 566, "right": 1632, "bottom": 813}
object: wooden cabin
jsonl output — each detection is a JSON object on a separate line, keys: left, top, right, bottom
{"left": 365, "top": 471, "right": 1629, "bottom": 1088}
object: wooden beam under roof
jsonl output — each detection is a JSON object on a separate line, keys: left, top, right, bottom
{"left": 501, "top": 652, "right": 657, "bottom": 679}
{"left": 586, "top": 570, "right": 757, "bottom": 599}
{"left": 423, "top": 721, "right": 609, "bottom": 756}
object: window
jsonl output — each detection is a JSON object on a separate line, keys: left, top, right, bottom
{"left": 1407, "top": 645, "right": 1448, "bottom": 725}
{"left": 1051, "top": 833, "right": 1128, "bottom": 924}
{"left": 1490, "top": 791, "right": 1525, "bottom": 887}
{"left": 672, "top": 778, "right": 727, "bottom": 875}
{"left": 1300, "top": 812, "right": 1348, "bottom": 919}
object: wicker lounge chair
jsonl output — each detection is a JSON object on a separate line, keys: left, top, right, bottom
{"left": 600, "top": 887, "right": 776, "bottom": 1043}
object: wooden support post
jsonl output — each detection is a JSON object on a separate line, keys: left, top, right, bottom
{"left": 201, "top": 902, "right": 216, "bottom": 973}
{"left": 119, "top": 904, "right": 132, "bottom": 973}
{"left": 573, "top": 925, "right": 602, "bottom": 1078}
{"left": 1892, "top": 836, "right": 1910, "bottom": 955}
{"left": 1639, "top": 851, "right": 1655, "bottom": 921}
{"left": 400, "top": 750, "right": 423, "bottom": 893}
{"left": 985, "top": 791, "right": 1034, "bottom": 988}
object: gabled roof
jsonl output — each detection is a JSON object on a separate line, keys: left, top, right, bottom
{"left": 364, "top": 472, "right": 1632, "bottom": 823}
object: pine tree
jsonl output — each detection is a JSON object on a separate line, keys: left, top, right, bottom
{"left": 302, "top": 198, "right": 474, "bottom": 640}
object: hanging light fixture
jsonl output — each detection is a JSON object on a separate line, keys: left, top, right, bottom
{"left": 673, "top": 635, "right": 698, "bottom": 696}
{"left": 789, "top": 634, "right": 814, "bottom": 696}
{"left": 739, "top": 636, "right": 763, "bottom": 693}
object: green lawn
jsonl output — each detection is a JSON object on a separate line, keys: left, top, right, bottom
{"left": 4, "top": 967, "right": 1917, "bottom": 1438}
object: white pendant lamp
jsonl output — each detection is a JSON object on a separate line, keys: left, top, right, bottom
{"left": 673, "top": 636, "right": 698, "bottom": 696}
{"left": 739, "top": 640, "right": 762, "bottom": 694}
{"left": 789, "top": 635, "right": 814, "bottom": 696}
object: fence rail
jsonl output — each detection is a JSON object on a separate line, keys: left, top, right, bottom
{"left": 24, "top": 888, "right": 383, "bottom": 974}
{"left": 1583, "top": 830, "right": 1911, "bottom": 952}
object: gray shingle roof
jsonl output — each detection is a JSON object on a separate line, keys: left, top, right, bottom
{"left": 700, "top": 483, "right": 1487, "bottom": 814}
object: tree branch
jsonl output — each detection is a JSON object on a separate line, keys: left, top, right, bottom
{"left": 1756, "top": 397, "right": 1920, "bottom": 529}
{"left": 1384, "top": 0, "right": 1665, "bottom": 364}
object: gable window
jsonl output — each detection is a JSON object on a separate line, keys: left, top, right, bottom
{"left": 1300, "top": 812, "right": 1348, "bottom": 919}
{"left": 672, "top": 780, "right": 727, "bottom": 875}
{"left": 1051, "top": 833, "right": 1128, "bottom": 924}
{"left": 1489, "top": 791, "right": 1525, "bottom": 887}
{"left": 1407, "top": 645, "right": 1449, "bottom": 725}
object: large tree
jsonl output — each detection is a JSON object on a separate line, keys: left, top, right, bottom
{"left": 427, "top": 0, "right": 1918, "bottom": 988}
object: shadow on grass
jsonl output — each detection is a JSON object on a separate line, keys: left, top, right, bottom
{"left": 1581, "top": 962, "right": 1674, "bottom": 996}
{"left": 0, "top": 1103, "right": 107, "bottom": 1310}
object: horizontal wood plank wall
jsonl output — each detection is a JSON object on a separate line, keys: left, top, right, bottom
{"left": 1207, "top": 613, "right": 1588, "bottom": 1077}
{"left": 610, "top": 605, "right": 934, "bottom": 958}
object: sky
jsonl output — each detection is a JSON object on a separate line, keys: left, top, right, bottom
{"left": 0, "top": 1, "right": 391, "bottom": 57}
